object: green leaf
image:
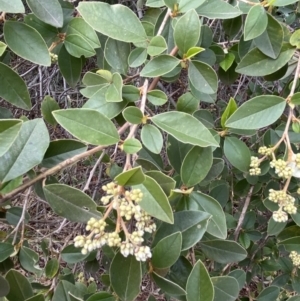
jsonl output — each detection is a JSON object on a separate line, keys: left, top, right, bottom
{"left": 146, "top": 171, "right": 175, "bottom": 196}
{"left": 221, "top": 97, "right": 237, "bottom": 129}
{"left": 0, "top": 243, "right": 14, "bottom": 263}
{"left": 26, "top": 0, "right": 63, "bottom": 28}
{"left": 188, "top": 61, "right": 218, "bottom": 94}
{"left": 141, "top": 55, "right": 180, "bottom": 77}
{"left": 0, "top": 120, "right": 22, "bottom": 157}
{"left": 67, "top": 18, "right": 100, "bottom": 49}
{"left": 153, "top": 210, "right": 211, "bottom": 250}
{"left": 141, "top": 125, "right": 163, "bottom": 154}
{"left": 6, "top": 207, "right": 30, "bottom": 226}
{"left": 0, "top": 62, "right": 31, "bottom": 110}
{"left": 52, "top": 280, "right": 82, "bottom": 301}
{"left": 83, "top": 86, "right": 128, "bottom": 119}
{"left": 123, "top": 107, "right": 143, "bottom": 124}
{"left": 257, "top": 286, "right": 280, "bottom": 301}
{"left": 236, "top": 43, "right": 295, "bottom": 76}
{"left": 181, "top": 146, "right": 213, "bottom": 187}
{"left": 189, "top": 192, "right": 227, "bottom": 239}
{"left": 115, "top": 166, "right": 146, "bottom": 186}
{"left": 105, "top": 39, "right": 130, "bottom": 75}
{"left": 86, "top": 292, "right": 115, "bottom": 301}
{"left": 228, "top": 269, "right": 246, "bottom": 291}
{"left": 152, "top": 111, "right": 219, "bottom": 147}
{"left": 147, "top": 36, "right": 167, "bottom": 56}
{"left": 224, "top": 137, "right": 251, "bottom": 172}
{"left": 178, "top": 0, "right": 206, "bottom": 12}
{"left": 58, "top": 45, "right": 83, "bottom": 88}
{"left": 186, "top": 260, "right": 214, "bottom": 301}
{"left": 77, "top": 2, "right": 147, "bottom": 45}
{"left": 19, "top": 247, "right": 43, "bottom": 276}
{"left": 200, "top": 240, "right": 247, "bottom": 264}
{"left": 219, "top": 53, "right": 235, "bottom": 71}
{"left": 122, "top": 138, "right": 142, "bottom": 154}
{"left": 146, "top": 0, "right": 164, "bottom": 7}
{"left": 45, "top": 259, "right": 59, "bottom": 279}
{"left": 147, "top": 90, "right": 168, "bottom": 106}
{"left": 177, "top": 92, "right": 199, "bottom": 114}
{"left": 0, "top": 0, "right": 25, "bottom": 13}
{"left": 278, "top": 237, "right": 300, "bottom": 252}
{"left": 269, "top": 0, "right": 298, "bottom": 6}
{"left": 254, "top": 13, "right": 283, "bottom": 59}
{"left": 80, "top": 72, "right": 109, "bottom": 98}
{"left": 105, "top": 73, "right": 123, "bottom": 103}
{"left": 225, "top": 95, "right": 286, "bottom": 130}
{"left": 64, "top": 34, "right": 95, "bottom": 58}
{"left": 196, "top": 0, "right": 242, "bottom": 19}
{"left": 41, "top": 139, "right": 87, "bottom": 168}
{"left": 25, "top": 294, "right": 45, "bottom": 301}
{"left": 53, "top": 109, "right": 119, "bottom": 146}
{"left": 133, "top": 175, "right": 173, "bottom": 223}
{"left": 152, "top": 272, "right": 187, "bottom": 296}
{"left": 152, "top": 232, "right": 182, "bottom": 269}
{"left": 0, "top": 119, "right": 49, "bottom": 183}
{"left": 110, "top": 253, "right": 142, "bottom": 301}
{"left": 186, "top": 46, "right": 205, "bottom": 59}
{"left": 61, "top": 245, "right": 89, "bottom": 264}
{"left": 43, "top": 184, "right": 101, "bottom": 223}
{"left": 128, "top": 48, "right": 147, "bottom": 68}
{"left": 244, "top": 5, "right": 267, "bottom": 41}
{"left": 290, "top": 29, "right": 300, "bottom": 49}
{"left": 0, "top": 42, "right": 7, "bottom": 56}
{"left": 211, "top": 276, "right": 239, "bottom": 301}
{"left": 0, "top": 275, "right": 10, "bottom": 298}
{"left": 5, "top": 270, "right": 33, "bottom": 301}
{"left": 4, "top": 21, "right": 50, "bottom": 66}
{"left": 41, "top": 96, "right": 60, "bottom": 126}
{"left": 174, "top": 9, "right": 200, "bottom": 54}
{"left": 267, "top": 218, "right": 287, "bottom": 236}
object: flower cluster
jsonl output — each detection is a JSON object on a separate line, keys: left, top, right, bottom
{"left": 270, "top": 159, "right": 293, "bottom": 179}
{"left": 268, "top": 189, "right": 297, "bottom": 222}
{"left": 258, "top": 146, "right": 272, "bottom": 156}
{"left": 290, "top": 251, "right": 300, "bottom": 267}
{"left": 74, "top": 182, "right": 155, "bottom": 262}
{"left": 249, "top": 156, "right": 261, "bottom": 175}
{"left": 50, "top": 52, "right": 58, "bottom": 63}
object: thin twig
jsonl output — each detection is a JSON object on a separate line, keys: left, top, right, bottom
{"left": 234, "top": 186, "right": 254, "bottom": 241}
{"left": 156, "top": 8, "right": 171, "bottom": 36}
{"left": 83, "top": 150, "right": 106, "bottom": 192}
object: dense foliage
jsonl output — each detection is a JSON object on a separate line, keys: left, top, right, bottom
{"left": 1, "top": 0, "right": 300, "bottom": 300}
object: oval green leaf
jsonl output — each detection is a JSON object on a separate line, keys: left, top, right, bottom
{"left": 141, "top": 124, "right": 163, "bottom": 154}
{"left": 4, "top": 21, "right": 50, "bottom": 66}
{"left": 0, "top": 0, "right": 24, "bottom": 13}
{"left": 211, "top": 276, "right": 239, "bottom": 301}
{"left": 26, "top": 0, "right": 63, "bottom": 28}
{"left": 244, "top": 5, "right": 267, "bottom": 41}
{"left": 115, "top": 166, "right": 146, "bottom": 186}
{"left": 64, "top": 34, "right": 96, "bottom": 58}
{"left": 186, "top": 260, "right": 214, "bottom": 301}
{"left": 133, "top": 175, "right": 173, "bottom": 223}
{"left": 0, "top": 243, "right": 14, "bottom": 263}
{"left": 123, "top": 107, "right": 143, "bottom": 124}
{"left": 41, "top": 96, "right": 60, "bottom": 126}
{"left": 0, "top": 62, "right": 31, "bottom": 110}
{"left": 110, "top": 253, "right": 142, "bottom": 301}
{"left": 225, "top": 95, "right": 286, "bottom": 130}
{"left": 43, "top": 184, "right": 101, "bottom": 223}
{"left": 181, "top": 146, "right": 213, "bottom": 187}
{"left": 53, "top": 109, "right": 119, "bottom": 146}
{"left": 0, "top": 120, "right": 22, "bottom": 157}
{"left": 122, "top": 138, "right": 142, "bottom": 154}
{"left": 45, "top": 258, "right": 59, "bottom": 279}
{"left": 152, "top": 111, "right": 219, "bottom": 147}
{"left": 77, "top": 2, "right": 147, "bottom": 45}
{"left": 152, "top": 232, "right": 182, "bottom": 269}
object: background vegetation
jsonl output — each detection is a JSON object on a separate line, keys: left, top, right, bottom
{"left": 1, "top": 0, "right": 300, "bottom": 300}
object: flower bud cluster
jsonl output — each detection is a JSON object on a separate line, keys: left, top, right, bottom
{"left": 74, "top": 182, "right": 155, "bottom": 262}
{"left": 270, "top": 159, "right": 293, "bottom": 179}
{"left": 269, "top": 189, "right": 297, "bottom": 222}
{"left": 50, "top": 52, "right": 58, "bottom": 63}
{"left": 258, "top": 146, "right": 272, "bottom": 156}
{"left": 290, "top": 251, "right": 300, "bottom": 267}
{"left": 249, "top": 156, "right": 261, "bottom": 175}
